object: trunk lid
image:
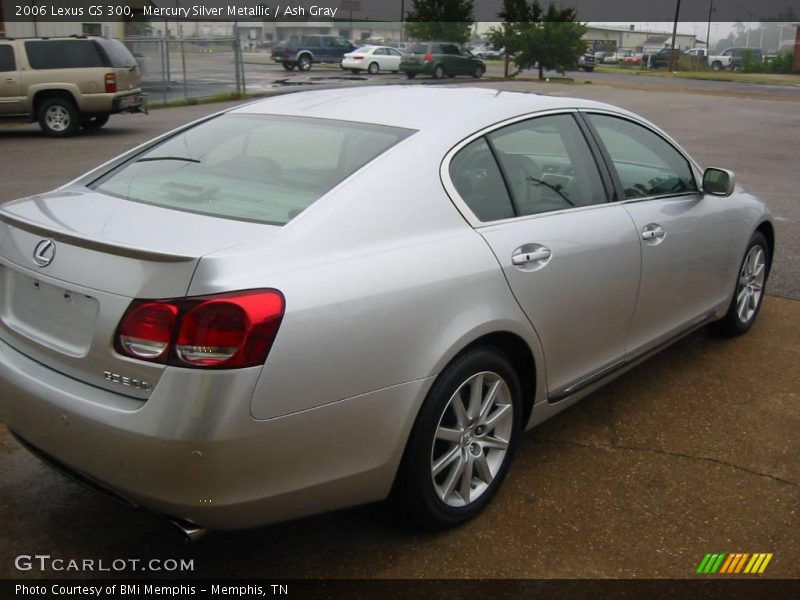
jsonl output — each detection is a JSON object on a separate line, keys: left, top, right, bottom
{"left": 0, "top": 189, "right": 277, "bottom": 399}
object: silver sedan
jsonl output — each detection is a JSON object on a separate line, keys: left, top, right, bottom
{"left": 0, "top": 87, "right": 773, "bottom": 536}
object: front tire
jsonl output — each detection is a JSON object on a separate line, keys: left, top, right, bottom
{"left": 711, "top": 61, "right": 722, "bottom": 72}
{"left": 38, "top": 97, "right": 79, "bottom": 137}
{"left": 395, "top": 347, "right": 522, "bottom": 528}
{"left": 715, "top": 231, "right": 770, "bottom": 336}
{"left": 473, "top": 65, "right": 485, "bottom": 79}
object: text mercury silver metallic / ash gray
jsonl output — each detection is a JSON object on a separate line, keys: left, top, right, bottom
{"left": 0, "top": 87, "right": 774, "bottom": 533}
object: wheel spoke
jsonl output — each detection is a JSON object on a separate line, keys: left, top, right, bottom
{"left": 451, "top": 395, "right": 469, "bottom": 428}
{"left": 459, "top": 453, "right": 475, "bottom": 503}
{"left": 481, "top": 435, "right": 509, "bottom": 451}
{"left": 436, "top": 426, "right": 462, "bottom": 443}
{"left": 478, "top": 380, "right": 502, "bottom": 423}
{"left": 474, "top": 451, "right": 493, "bottom": 484}
{"left": 467, "top": 373, "right": 484, "bottom": 420}
{"left": 483, "top": 403, "right": 512, "bottom": 431}
{"left": 440, "top": 454, "right": 464, "bottom": 500}
{"left": 432, "top": 445, "right": 460, "bottom": 476}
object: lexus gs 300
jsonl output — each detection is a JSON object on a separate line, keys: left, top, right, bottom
{"left": 0, "top": 87, "right": 773, "bottom": 536}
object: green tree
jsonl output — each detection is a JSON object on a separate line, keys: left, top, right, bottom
{"left": 509, "top": 1, "right": 586, "bottom": 80}
{"left": 487, "top": 0, "right": 541, "bottom": 76}
{"left": 405, "top": 0, "right": 474, "bottom": 44}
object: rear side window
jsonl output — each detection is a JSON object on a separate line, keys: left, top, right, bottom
{"left": 489, "top": 114, "right": 607, "bottom": 216}
{"left": 25, "top": 40, "right": 105, "bottom": 69}
{"left": 0, "top": 45, "right": 14, "bottom": 72}
{"left": 95, "top": 38, "right": 136, "bottom": 67}
{"left": 449, "top": 138, "right": 515, "bottom": 222}
{"left": 92, "top": 114, "right": 414, "bottom": 226}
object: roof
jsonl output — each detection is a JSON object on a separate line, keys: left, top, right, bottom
{"left": 232, "top": 86, "right": 618, "bottom": 140}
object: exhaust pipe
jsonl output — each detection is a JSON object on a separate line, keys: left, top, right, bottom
{"left": 170, "top": 519, "right": 209, "bottom": 542}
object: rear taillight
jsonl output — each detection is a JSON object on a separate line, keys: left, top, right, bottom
{"left": 423, "top": 52, "right": 433, "bottom": 63}
{"left": 115, "top": 289, "right": 285, "bottom": 369}
{"left": 353, "top": 55, "right": 364, "bottom": 61}
{"left": 105, "top": 73, "right": 117, "bottom": 93}
{"left": 117, "top": 302, "right": 177, "bottom": 361}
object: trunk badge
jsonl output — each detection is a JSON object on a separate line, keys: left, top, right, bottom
{"left": 33, "top": 239, "right": 56, "bottom": 267}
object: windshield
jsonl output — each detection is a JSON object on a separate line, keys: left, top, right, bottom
{"left": 91, "top": 114, "right": 414, "bottom": 225}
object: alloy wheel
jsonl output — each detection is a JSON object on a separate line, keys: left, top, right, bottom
{"left": 45, "top": 106, "right": 71, "bottom": 133}
{"left": 736, "top": 244, "right": 766, "bottom": 323}
{"left": 430, "top": 371, "right": 513, "bottom": 507}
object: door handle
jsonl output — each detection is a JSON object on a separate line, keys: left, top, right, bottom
{"left": 511, "top": 247, "right": 551, "bottom": 265}
{"left": 641, "top": 224, "right": 666, "bottom": 241}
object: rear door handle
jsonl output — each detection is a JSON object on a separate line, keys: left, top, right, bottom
{"left": 511, "top": 247, "right": 551, "bottom": 265}
{"left": 641, "top": 224, "right": 666, "bottom": 241}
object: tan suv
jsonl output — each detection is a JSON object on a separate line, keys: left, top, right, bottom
{"left": 0, "top": 36, "right": 146, "bottom": 136}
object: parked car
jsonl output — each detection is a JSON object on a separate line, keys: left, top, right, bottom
{"left": 0, "top": 36, "right": 146, "bottom": 136}
{"left": 0, "top": 87, "right": 773, "bottom": 535}
{"left": 341, "top": 45, "right": 403, "bottom": 74}
{"left": 593, "top": 50, "right": 614, "bottom": 63}
{"left": 622, "top": 52, "right": 644, "bottom": 66}
{"left": 577, "top": 52, "right": 596, "bottom": 72}
{"left": 719, "top": 47, "right": 764, "bottom": 70}
{"left": 271, "top": 35, "right": 354, "bottom": 71}
{"left": 645, "top": 47, "right": 681, "bottom": 69}
{"left": 400, "top": 42, "right": 485, "bottom": 79}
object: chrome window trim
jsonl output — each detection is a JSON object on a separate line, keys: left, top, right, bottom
{"left": 577, "top": 109, "right": 705, "bottom": 204}
{"left": 440, "top": 107, "right": 612, "bottom": 229}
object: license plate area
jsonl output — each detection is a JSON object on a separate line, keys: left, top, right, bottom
{"left": 0, "top": 267, "right": 99, "bottom": 357}
{"left": 119, "top": 94, "right": 143, "bottom": 109}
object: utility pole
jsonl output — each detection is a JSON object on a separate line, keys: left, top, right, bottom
{"left": 706, "top": 0, "right": 713, "bottom": 52}
{"left": 667, "top": 0, "right": 682, "bottom": 71}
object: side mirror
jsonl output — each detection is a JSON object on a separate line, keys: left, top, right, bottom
{"left": 702, "top": 167, "right": 735, "bottom": 197}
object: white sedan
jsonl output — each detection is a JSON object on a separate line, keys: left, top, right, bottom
{"left": 341, "top": 46, "right": 403, "bottom": 74}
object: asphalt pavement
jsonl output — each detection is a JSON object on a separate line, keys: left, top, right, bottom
{"left": 0, "top": 80, "right": 798, "bottom": 579}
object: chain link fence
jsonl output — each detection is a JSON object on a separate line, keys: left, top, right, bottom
{"left": 122, "top": 36, "right": 246, "bottom": 104}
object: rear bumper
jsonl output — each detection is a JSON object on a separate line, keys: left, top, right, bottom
{"left": 111, "top": 92, "right": 147, "bottom": 114}
{"left": 400, "top": 63, "right": 432, "bottom": 75}
{"left": 0, "top": 337, "right": 430, "bottom": 530}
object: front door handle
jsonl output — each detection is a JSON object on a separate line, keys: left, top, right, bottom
{"left": 641, "top": 224, "right": 666, "bottom": 241}
{"left": 511, "top": 247, "right": 552, "bottom": 266}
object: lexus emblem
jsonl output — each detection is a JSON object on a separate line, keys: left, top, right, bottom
{"left": 33, "top": 239, "right": 56, "bottom": 267}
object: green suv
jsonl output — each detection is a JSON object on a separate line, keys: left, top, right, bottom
{"left": 400, "top": 42, "right": 486, "bottom": 79}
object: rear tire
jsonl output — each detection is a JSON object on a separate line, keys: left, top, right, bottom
{"left": 393, "top": 347, "right": 522, "bottom": 529}
{"left": 367, "top": 61, "right": 380, "bottom": 75}
{"left": 715, "top": 231, "right": 769, "bottom": 336}
{"left": 405, "top": 72, "right": 416, "bottom": 79}
{"left": 38, "top": 96, "right": 79, "bottom": 137}
{"left": 281, "top": 62, "right": 295, "bottom": 71}
{"left": 473, "top": 65, "right": 485, "bottom": 79}
{"left": 433, "top": 64, "right": 445, "bottom": 79}
{"left": 297, "top": 54, "right": 312, "bottom": 71}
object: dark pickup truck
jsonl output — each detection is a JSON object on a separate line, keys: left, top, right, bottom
{"left": 271, "top": 35, "right": 354, "bottom": 71}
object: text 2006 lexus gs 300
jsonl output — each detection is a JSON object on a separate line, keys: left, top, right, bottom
{"left": 0, "top": 87, "right": 773, "bottom": 534}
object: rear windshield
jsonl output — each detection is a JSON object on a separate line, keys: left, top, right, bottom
{"left": 408, "top": 43, "right": 428, "bottom": 54}
{"left": 25, "top": 40, "right": 105, "bottom": 69}
{"left": 96, "top": 38, "right": 137, "bottom": 67}
{"left": 91, "top": 114, "right": 414, "bottom": 225}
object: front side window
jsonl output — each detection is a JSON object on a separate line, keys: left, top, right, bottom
{"left": 588, "top": 114, "right": 697, "bottom": 199}
{"left": 0, "top": 45, "right": 14, "bottom": 72}
{"left": 92, "top": 114, "right": 413, "bottom": 225}
{"left": 488, "top": 114, "right": 607, "bottom": 216}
